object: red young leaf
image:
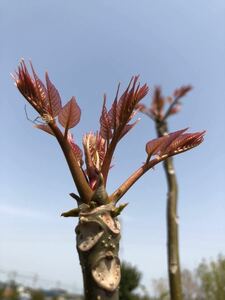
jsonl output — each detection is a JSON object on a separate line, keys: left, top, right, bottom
{"left": 58, "top": 97, "right": 81, "bottom": 130}
{"left": 45, "top": 72, "right": 62, "bottom": 117}
{"left": 83, "top": 132, "right": 107, "bottom": 189}
{"left": 83, "top": 132, "right": 107, "bottom": 171}
{"left": 106, "top": 78, "right": 148, "bottom": 136}
{"left": 145, "top": 127, "right": 188, "bottom": 157}
{"left": 167, "top": 131, "right": 205, "bottom": 155}
{"left": 146, "top": 135, "right": 166, "bottom": 157}
{"left": 110, "top": 77, "right": 148, "bottom": 128}
{"left": 107, "top": 83, "right": 120, "bottom": 131}
{"left": 14, "top": 61, "right": 60, "bottom": 118}
{"left": 173, "top": 85, "right": 192, "bottom": 98}
{"left": 150, "top": 86, "right": 165, "bottom": 120}
{"left": 67, "top": 132, "right": 83, "bottom": 166}
{"left": 30, "top": 62, "right": 48, "bottom": 106}
{"left": 96, "top": 134, "right": 107, "bottom": 165}
{"left": 108, "top": 98, "right": 118, "bottom": 130}
{"left": 139, "top": 85, "right": 192, "bottom": 121}
{"left": 146, "top": 129, "right": 205, "bottom": 158}
{"left": 100, "top": 95, "right": 113, "bottom": 141}
{"left": 158, "top": 128, "right": 189, "bottom": 154}
{"left": 119, "top": 118, "right": 141, "bottom": 140}
{"left": 116, "top": 77, "right": 134, "bottom": 123}
{"left": 14, "top": 60, "right": 42, "bottom": 109}
{"left": 34, "top": 124, "right": 55, "bottom": 136}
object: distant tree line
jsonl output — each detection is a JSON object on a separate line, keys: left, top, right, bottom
{"left": 120, "top": 255, "right": 225, "bottom": 300}
{"left": 1, "top": 255, "right": 224, "bottom": 300}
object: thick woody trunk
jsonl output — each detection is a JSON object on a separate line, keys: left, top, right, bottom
{"left": 75, "top": 207, "right": 121, "bottom": 300}
{"left": 156, "top": 121, "right": 183, "bottom": 300}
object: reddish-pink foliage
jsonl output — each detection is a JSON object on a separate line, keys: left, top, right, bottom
{"left": 146, "top": 129, "right": 205, "bottom": 158}
{"left": 58, "top": 96, "right": 81, "bottom": 130}
{"left": 45, "top": 72, "right": 62, "bottom": 117}
{"left": 138, "top": 85, "right": 192, "bottom": 121}
{"left": 13, "top": 60, "right": 204, "bottom": 193}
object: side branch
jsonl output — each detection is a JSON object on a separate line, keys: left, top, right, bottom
{"left": 49, "top": 122, "right": 93, "bottom": 203}
{"left": 109, "top": 124, "right": 205, "bottom": 203}
{"left": 162, "top": 96, "right": 181, "bottom": 121}
{"left": 162, "top": 86, "right": 192, "bottom": 121}
{"left": 109, "top": 157, "right": 165, "bottom": 203}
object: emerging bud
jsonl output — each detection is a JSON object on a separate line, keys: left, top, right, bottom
{"left": 12, "top": 60, "right": 48, "bottom": 114}
{"left": 83, "top": 132, "right": 107, "bottom": 189}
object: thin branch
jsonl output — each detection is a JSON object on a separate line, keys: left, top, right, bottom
{"left": 48, "top": 122, "right": 93, "bottom": 203}
{"left": 162, "top": 96, "right": 181, "bottom": 121}
{"left": 109, "top": 156, "right": 166, "bottom": 203}
{"left": 138, "top": 104, "right": 155, "bottom": 121}
{"left": 25, "top": 106, "right": 92, "bottom": 202}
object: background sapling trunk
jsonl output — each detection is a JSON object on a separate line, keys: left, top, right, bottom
{"left": 156, "top": 120, "right": 182, "bottom": 300}
{"left": 139, "top": 86, "right": 194, "bottom": 300}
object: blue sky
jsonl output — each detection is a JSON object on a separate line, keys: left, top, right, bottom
{"left": 0, "top": 0, "right": 225, "bottom": 294}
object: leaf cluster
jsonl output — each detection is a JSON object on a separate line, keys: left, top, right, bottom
{"left": 13, "top": 60, "right": 205, "bottom": 206}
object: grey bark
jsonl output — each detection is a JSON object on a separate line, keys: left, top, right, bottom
{"left": 75, "top": 205, "right": 121, "bottom": 300}
{"left": 156, "top": 121, "right": 183, "bottom": 300}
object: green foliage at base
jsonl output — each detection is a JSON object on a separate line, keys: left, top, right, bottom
{"left": 119, "top": 262, "right": 151, "bottom": 300}
{"left": 196, "top": 254, "right": 225, "bottom": 300}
